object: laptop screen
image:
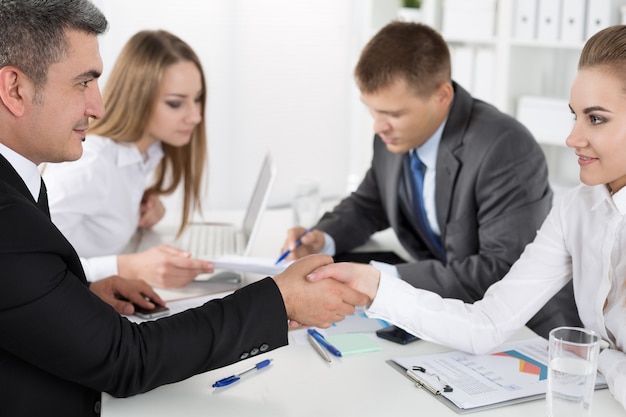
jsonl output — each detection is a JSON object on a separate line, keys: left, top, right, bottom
{"left": 241, "top": 152, "right": 276, "bottom": 255}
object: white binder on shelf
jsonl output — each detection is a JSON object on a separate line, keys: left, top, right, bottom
{"left": 586, "top": 0, "right": 622, "bottom": 39}
{"left": 513, "top": 0, "right": 539, "bottom": 40}
{"left": 472, "top": 48, "right": 495, "bottom": 104}
{"left": 560, "top": 0, "right": 586, "bottom": 42}
{"left": 450, "top": 46, "right": 475, "bottom": 94}
{"left": 517, "top": 96, "right": 572, "bottom": 146}
{"left": 442, "top": 0, "right": 496, "bottom": 39}
{"left": 537, "top": 0, "right": 562, "bottom": 42}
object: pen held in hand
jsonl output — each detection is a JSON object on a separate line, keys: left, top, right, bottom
{"left": 274, "top": 227, "right": 314, "bottom": 265}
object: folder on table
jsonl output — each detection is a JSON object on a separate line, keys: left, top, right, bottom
{"left": 390, "top": 337, "right": 607, "bottom": 414}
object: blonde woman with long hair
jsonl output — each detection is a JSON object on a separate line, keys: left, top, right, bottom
{"left": 43, "top": 30, "right": 214, "bottom": 288}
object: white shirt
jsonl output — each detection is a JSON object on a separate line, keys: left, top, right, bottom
{"left": 367, "top": 183, "right": 626, "bottom": 409}
{"left": 0, "top": 142, "right": 41, "bottom": 200}
{"left": 43, "top": 136, "right": 164, "bottom": 280}
{"left": 414, "top": 119, "right": 445, "bottom": 236}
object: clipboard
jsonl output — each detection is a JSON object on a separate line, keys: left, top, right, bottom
{"left": 389, "top": 337, "right": 608, "bottom": 414}
{"left": 386, "top": 359, "right": 546, "bottom": 414}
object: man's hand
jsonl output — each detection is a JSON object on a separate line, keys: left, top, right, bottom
{"left": 139, "top": 193, "right": 165, "bottom": 229}
{"left": 280, "top": 226, "right": 325, "bottom": 260}
{"left": 118, "top": 245, "right": 213, "bottom": 288}
{"left": 306, "top": 262, "right": 381, "bottom": 302}
{"left": 273, "top": 255, "right": 369, "bottom": 328}
{"left": 90, "top": 276, "right": 165, "bottom": 316}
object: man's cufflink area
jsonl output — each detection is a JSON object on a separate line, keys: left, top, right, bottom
{"left": 239, "top": 343, "right": 270, "bottom": 360}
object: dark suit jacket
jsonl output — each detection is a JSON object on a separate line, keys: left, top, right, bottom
{"left": 0, "top": 154, "right": 288, "bottom": 416}
{"left": 317, "top": 83, "right": 581, "bottom": 338}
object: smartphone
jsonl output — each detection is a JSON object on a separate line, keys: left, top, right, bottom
{"left": 376, "top": 325, "right": 420, "bottom": 345}
{"left": 134, "top": 304, "right": 170, "bottom": 320}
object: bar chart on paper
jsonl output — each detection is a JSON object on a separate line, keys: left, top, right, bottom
{"left": 492, "top": 349, "right": 548, "bottom": 381}
{"left": 392, "top": 337, "right": 606, "bottom": 412}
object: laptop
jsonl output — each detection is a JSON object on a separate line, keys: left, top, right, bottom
{"left": 175, "top": 152, "right": 276, "bottom": 274}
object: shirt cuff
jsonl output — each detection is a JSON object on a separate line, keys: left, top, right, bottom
{"left": 320, "top": 231, "right": 336, "bottom": 256}
{"left": 365, "top": 269, "right": 410, "bottom": 322}
{"left": 598, "top": 348, "right": 626, "bottom": 409}
{"left": 80, "top": 255, "right": 119, "bottom": 281}
{"left": 369, "top": 260, "right": 400, "bottom": 278}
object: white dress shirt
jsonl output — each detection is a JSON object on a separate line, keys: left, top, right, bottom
{"left": 414, "top": 119, "right": 445, "bottom": 236}
{"left": 367, "top": 183, "right": 626, "bottom": 410}
{"left": 43, "top": 136, "right": 164, "bottom": 281}
{"left": 0, "top": 142, "right": 41, "bottom": 201}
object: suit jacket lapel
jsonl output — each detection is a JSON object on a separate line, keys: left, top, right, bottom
{"left": 435, "top": 82, "right": 471, "bottom": 239}
{"left": 0, "top": 152, "right": 86, "bottom": 281}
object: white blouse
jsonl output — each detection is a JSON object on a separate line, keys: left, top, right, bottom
{"left": 43, "top": 135, "right": 164, "bottom": 280}
{"left": 367, "top": 184, "right": 626, "bottom": 409}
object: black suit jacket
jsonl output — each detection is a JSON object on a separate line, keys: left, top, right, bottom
{"left": 0, "top": 154, "right": 288, "bottom": 416}
{"left": 317, "top": 83, "right": 581, "bottom": 338}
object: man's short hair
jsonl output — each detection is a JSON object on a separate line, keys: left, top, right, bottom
{"left": 0, "top": 0, "right": 108, "bottom": 88}
{"left": 355, "top": 21, "right": 451, "bottom": 97}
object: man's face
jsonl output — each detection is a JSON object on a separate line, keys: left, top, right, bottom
{"left": 25, "top": 29, "right": 104, "bottom": 164}
{"left": 360, "top": 78, "right": 448, "bottom": 154}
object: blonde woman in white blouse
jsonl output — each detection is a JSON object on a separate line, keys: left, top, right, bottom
{"left": 307, "top": 24, "right": 626, "bottom": 410}
{"left": 43, "top": 30, "right": 214, "bottom": 288}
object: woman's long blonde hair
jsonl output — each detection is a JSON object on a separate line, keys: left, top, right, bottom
{"left": 89, "top": 30, "right": 207, "bottom": 236}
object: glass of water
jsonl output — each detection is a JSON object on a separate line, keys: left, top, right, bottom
{"left": 547, "top": 326, "right": 601, "bottom": 417}
{"left": 292, "top": 176, "right": 321, "bottom": 228}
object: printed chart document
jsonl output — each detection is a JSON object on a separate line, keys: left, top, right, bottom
{"left": 391, "top": 337, "right": 607, "bottom": 414}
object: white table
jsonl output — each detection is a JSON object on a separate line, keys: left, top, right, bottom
{"left": 103, "top": 207, "right": 625, "bottom": 416}
{"left": 102, "top": 327, "right": 623, "bottom": 416}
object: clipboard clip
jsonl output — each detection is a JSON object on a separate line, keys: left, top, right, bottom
{"left": 407, "top": 366, "right": 453, "bottom": 395}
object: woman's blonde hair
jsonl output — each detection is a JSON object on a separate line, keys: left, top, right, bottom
{"left": 89, "top": 30, "right": 207, "bottom": 236}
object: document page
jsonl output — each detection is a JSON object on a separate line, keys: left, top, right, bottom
{"left": 211, "top": 255, "right": 290, "bottom": 276}
{"left": 393, "top": 337, "right": 606, "bottom": 411}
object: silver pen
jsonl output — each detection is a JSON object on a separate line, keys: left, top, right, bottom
{"left": 308, "top": 333, "right": 331, "bottom": 363}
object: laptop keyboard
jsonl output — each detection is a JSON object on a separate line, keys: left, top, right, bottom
{"left": 178, "top": 223, "right": 243, "bottom": 259}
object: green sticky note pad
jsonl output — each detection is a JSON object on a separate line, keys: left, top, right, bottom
{"left": 325, "top": 333, "right": 382, "bottom": 356}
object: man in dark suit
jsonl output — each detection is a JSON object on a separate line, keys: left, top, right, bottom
{"left": 0, "top": 1, "right": 368, "bottom": 415}
{"left": 282, "top": 21, "right": 581, "bottom": 338}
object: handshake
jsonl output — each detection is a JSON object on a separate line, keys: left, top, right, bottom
{"left": 272, "top": 254, "right": 381, "bottom": 329}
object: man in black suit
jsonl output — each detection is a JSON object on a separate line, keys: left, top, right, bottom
{"left": 0, "top": 1, "right": 368, "bottom": 415}
{"left": 282, "top": 22, "right": 581, "bottom": 338}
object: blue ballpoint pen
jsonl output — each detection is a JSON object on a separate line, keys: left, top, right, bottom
{"left": 212, "top": 359, "right": 273, "bottom": 388}
{"left": 274, "top": 227, "right": 314, "bottom": 265}
{"left": 307, "top": 329, "right": 342, "bottom": 357}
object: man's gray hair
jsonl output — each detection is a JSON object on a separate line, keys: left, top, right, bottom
{"left": 0, "top": 0, "right": 108, "bottom": 87}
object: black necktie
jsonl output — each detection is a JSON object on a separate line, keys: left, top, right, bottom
{"left": 37, "top": 178, "right": 50, "bottom": 218}
{"left": 409, "top": 152, "right": 444, "bottom": 259}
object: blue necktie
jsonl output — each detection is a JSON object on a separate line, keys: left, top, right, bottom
{"left": 409, "top": 152, "right": 444, "bottom": 258}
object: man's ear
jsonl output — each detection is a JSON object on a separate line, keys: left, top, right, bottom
{"left": 0, "top": 66, "right": 32, "bottom": 117}
{"left": 434, "top": 82, "right": 454, "bottom": 107}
